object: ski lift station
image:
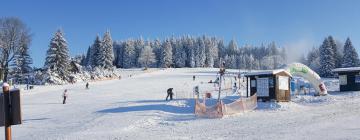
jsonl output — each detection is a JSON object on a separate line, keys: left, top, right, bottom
{"left": 333, "top": 67, "right": 360, "bottom": 92}
{"left": 245, "top": 69, "right": 292, "bottom": 102}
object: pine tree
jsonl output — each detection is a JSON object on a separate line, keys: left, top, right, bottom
{"left": 342, "top": 38, "right": 359, "bottom": 67}
{"left": 11, "top": 37, "right": 33, "bottom": 83}
{"left": 160, "top": 39, "right": 173, "bottom": 68}
{"left": 44, "top": 29, "right": 71, "bottom": 81}
{"left": 185, "top": 36, "right": 195, "bottom": 68}
{"left": 101, "top": 31, "right": 114, "bottom": 69}
{"left": 228, "top": 39, "right": 238, "bottom": 56}
{"left": 138, "top": 46, "right": 156, "bottom": 69}
{"left": 196, "top": 37, "right": 206, "bottom": 67}
{"left": 113, "top": 41, "right": 124, "bottom": 68}
{"left": 174, "top": 40, "right": 187, "bottom": 68}
{"left": 91, "top": 35, "right": 102, "bottom": 68}
{"left": 84, "top": 46, "right": 92, "bottom": 67}
{"left": 328, "top": 36, "right": 342, "bottom": 68}
{"left": 123, "top": 40, "right": 136, "bottom": 68}
{"left": 319, "top": 38, "right": 336, "bottom": 77}
{"left": 151, "top": 39, "right": 162, "bottom": 67}
{"left": 205, "top": 37, "right": 218, "bottom": 67}
{"left": 307, "top": 47, "right": 320, "bottom": 73}
{"left": 134, "top": 37, "right": 145, "bottom": 67}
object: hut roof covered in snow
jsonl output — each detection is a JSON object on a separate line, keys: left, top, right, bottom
{"left": 332, "top": 67, "right": 360, "bottom": 73}
{"left": 244, "top": 69, "right": 292, "bottom": 77}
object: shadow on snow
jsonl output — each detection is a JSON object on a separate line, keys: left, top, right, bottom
{"left": 97, "top": 99, "right": 195, "bottom": 114}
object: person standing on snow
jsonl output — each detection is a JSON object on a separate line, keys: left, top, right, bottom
{"left": 62, "top": 89, "right": 68, "bottom": 104}
{"left": 86, "top": 82, "right": 89, "bottom": 89}
{"left": 166, "top": 88, "right": 174, "bottom": 101}
{"left": 193, "top": 75, "right": 196, "bottom": 81}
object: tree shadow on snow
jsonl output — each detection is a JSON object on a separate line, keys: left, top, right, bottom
{"left": 23, "top": 117, "right": 50, "bottom": 123}
{"left": 98, "top": 99, "right": 195, "bottom": 114}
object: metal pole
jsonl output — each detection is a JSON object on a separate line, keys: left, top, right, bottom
{"left": 3, "top": 83, "right": 11, "bottom": 140}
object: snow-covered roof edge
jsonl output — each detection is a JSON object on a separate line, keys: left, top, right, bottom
{"left": 332, "top": 67, "right": 360, "bottom": 73}
{"left": 245, "top": 69, "right": 292, "bottom": 77}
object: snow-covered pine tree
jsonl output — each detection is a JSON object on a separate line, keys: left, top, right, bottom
{"left": 173, "top": 39, "right": 186, "bottom": 68}
{"left": 44, "top": 29, "right": 71, "bottom": 82}
{"left": 91, "top": 35, "right": 102, "bottom": 68}
{"left": 217, "top": 40, "right": 226, "bottom": 62}
{"left": 328, "top": 36, "right": 342, "bottom": 68}
{"left": 160, "top": 39, "right": 173, "bottom": 68}
{"left": 113, "top": 41, "right": 123, "bottom": 68}
{"left": 123, "top": 40, "right": 136, "bottom": 68}
{"left": 151, "top": 39, "right": 162, "bottom": 67}
{"left": 102, "top": 31, "right": 114, "bottom": 69}
{"left": 319, "top": 37, "right": 336, "bottom": 77}
{"left": 84, "top": 46, "right": 92, "bottom": 67}
{"left": 185, "top": 36, "right": 195, "bottom": 68}
{"left": 138, "top": 46, "right": 156, "bottom": 69}
{"left": 228, "top": 39, "right": 238, "bottom": 56}
{"left": 134, "top": 37, "right": 145, "bottom": 67}
{"left": 11, "top": 36, "right": 33, "bottom": 82}
{"left": 342, "top": 38, "right": 359, "bottom": 67}
{"left": 196, "top": 37, "right": 206, "bottom": 67}
{"left": 307, "top": 47, "right": 321, "bottom": 73}
{"left": 205, "top": 37, "right": 218, "bottom": 67}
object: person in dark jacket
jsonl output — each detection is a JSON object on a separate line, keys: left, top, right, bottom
{"left": 86, "top": 82, "right": 89, "bottom": 89}
{"left": 166, "top": 88, "right": 174, "bottom": 101}
{"left": 62, "top": 89, "right": 68, "bottom": 104}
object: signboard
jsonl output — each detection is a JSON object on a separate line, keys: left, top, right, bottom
{"left": 339, "top": 75, "right": 347, "bottom": 85}
{"left": 278, "top": 76, "right": 289, "bottom": 90}
{"left": 0, "top": 89, "right": 22, "bottom": 126}
{"left": 256, "top": 78, "right": 269, "bottom": 97}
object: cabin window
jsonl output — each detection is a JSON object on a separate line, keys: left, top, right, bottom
{"left": 269, "top": 78, "right": 274, "bottom": 88}
{"left": 339, "top": 75, "right": 347, "bottom": 85}
{"left": 355, "top": 75, "right": 360, "bottom": 83}
{"left": 251, "top": 80, "right": 256, "bottom": 87}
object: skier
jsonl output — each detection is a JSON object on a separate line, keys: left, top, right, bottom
{"left": 86, "top": 82, "right": 89, "bottom": 89}
{"left": 166, "top": 88, "right": 174, "bottom": 101}
{"left": 62, "top": 89, "right": 68, "bottom": 104}
{"left": 193, "top": 75, "right": 196, "bottom": 81}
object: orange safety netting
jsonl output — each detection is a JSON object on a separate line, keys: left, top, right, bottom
{"left": 194, "top": 94, "right": 257, "bottom": 118}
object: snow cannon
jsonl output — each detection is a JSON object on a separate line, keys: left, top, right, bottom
{"left": 284, "top": 63, "right": 328, "bottom": 96}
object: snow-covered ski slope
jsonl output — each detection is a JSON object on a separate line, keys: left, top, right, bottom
{"left": 1, "top": 68, "right": 360, "bottom": 140}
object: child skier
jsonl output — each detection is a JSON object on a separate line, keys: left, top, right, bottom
{"left": 62, "top": 89, "right": 68, "bottom": 104}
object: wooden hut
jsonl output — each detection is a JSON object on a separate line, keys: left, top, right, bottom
{"left": 333, "top": 67, "right": 360, "bottom": 92}
{"left": 245, "top": 69, "right": 292, "bottom": 102}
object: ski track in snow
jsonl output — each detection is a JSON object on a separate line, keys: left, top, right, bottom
{"left": 1, "top": 68, "right": 360, "bottom": 140}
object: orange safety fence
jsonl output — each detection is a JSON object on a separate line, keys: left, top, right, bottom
{"left": 194, "top": 94, "right": 257, "bottom": 118}
{"left": 223, "top": 94, "right": 257, "bottom": 115}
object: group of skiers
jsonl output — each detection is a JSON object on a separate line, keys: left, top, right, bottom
{"left": 61, "top": 79, "right": 180, "bottom": 104}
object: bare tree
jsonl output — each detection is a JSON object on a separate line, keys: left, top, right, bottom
{"left": 0, "top": 17, "right": 31, "bottom": 82}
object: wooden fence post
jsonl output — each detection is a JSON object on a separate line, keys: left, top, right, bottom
{"left": 3, "top": 83, "right": 11, "bottom": 140}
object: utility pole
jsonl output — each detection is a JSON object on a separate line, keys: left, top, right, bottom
{"left": 3, "top": 83, "right": 11, "bottom": 140}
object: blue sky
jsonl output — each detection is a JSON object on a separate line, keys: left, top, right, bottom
{"left": 1, "top": 0, "right": 360, "bottom": 67}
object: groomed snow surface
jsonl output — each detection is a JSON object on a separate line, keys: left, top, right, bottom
{"left": 1, "top": 68, "right": 360, "bottom": 140}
